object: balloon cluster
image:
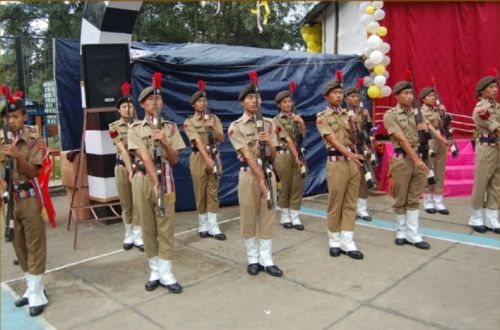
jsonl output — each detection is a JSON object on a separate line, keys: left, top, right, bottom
{"left": 301, "top": 24, "right": 322, "bottom": 53}
{"left": 359, "top": 1, "right": 391, "bottom": 99}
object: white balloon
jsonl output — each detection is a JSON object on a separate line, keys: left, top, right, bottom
{"left": 364, "top": 58, "right": 375, "bottom": 70}
{"left": 374, "top": 75, "right": 387, "bottom": 87}
{"left": 382, "top": 55, "right": 391, "bottom": 66}
{"left": 364, "top": 76, "right": 374, "bottom": 87}
{"left": 380, "top": 42, "right": 391, "bottom": 54}
{"left": 370, "top": 50, "right": 384, "bottom": 64}
{"left": 367, "top": 21, "right": 380, "bottom": 34}
{"left": 372, "top": 1, "right": 384, "bottom": 10}
{"left": 367, "top": 35, "right": 382, "bottom": 49}
{"left": 373, "top": 9, "right": 386, "bottom": 20}
{"left": 362, "top": 47, "right": 371, "bottom": 57}
{"left": 383, "top": 71, "right": 390, "bottom": 79}
{"left": 381, "top": 85, "right": 392, "bottom": 97}
{"left": 361, "top": 14, "right": 374, "bottom": 25}
{"left": 359, "top": 1, "right": 370, "bottom": 12}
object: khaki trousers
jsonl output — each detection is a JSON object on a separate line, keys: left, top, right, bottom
{"left": 391, "top": 158, "right": 426, "bottom": 214}
{"left": 275, "top": 153, "right": 304, "bottom": 210}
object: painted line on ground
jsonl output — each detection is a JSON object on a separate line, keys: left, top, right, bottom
{"left": 300, "top": 206, "right": 500, "bottom": 250}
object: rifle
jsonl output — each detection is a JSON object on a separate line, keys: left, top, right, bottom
{"left": 431, "top": 76, "right": 459, "bottom": 158}
{"left": 288, "top": 80, "right": 307, "bottom": 178}
{"left": 197, "top": 80, "right": 221, "bottom": 179}
{"left": 337, "top": 71, "right": 376, "bottom": 190}
{"left": 152, "top": 72, "right": 165, "bottom": 217}
{"left": 249, "top": 71, "right": 275, "bottom": 209}
{"left": 407, "top": 70, "right": 437, "bottom": 185}
{"left": 357, "top": 78, "right": 379, "bottom": 167}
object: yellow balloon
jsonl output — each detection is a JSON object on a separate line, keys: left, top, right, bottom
{"left": 377, "top": 26, "right": 388, "bottom": 37}
{"left": 373, "top": 64, "right": 385, "bottom": 75}
{"left": 366, "top": 5, "right": 375, "bottom": 14}
{"left": 367, "top": 85, "right": 380, "bottom": 99}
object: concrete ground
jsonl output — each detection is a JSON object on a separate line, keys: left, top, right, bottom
{"left": 1, "top": 192, "right": 499, "bottom": 330}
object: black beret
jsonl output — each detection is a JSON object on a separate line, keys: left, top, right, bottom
{"left": 275, "top": 90, "right": 291, "bottom": 104}
{"left": 191, "top": 90, "right": 206, "bottom": 104}
{"left": 138, "top": 86, "right": 155, "bottom": 103}
{"left": 1, "top": 98, "right": 24, "bottom": 116}
{"left": 393, "top": 81, "right": 413, "bottom": 95}
{"left": 475, "top": 76, "right": 497, "bottom": 97}
{"left": 116, "top": 96, "right": 133, "bottom": 109}
{"left": 418, "top": 87, "right": 435, "bottom": 100}
{"left": 238, "top": 84, "right": 257, "bottom": 101}
{"left": 345, "top": 85, "right": 360, "bottom": 96}
{"left": 322, "top": 80, "right": 342, "bottom": 96}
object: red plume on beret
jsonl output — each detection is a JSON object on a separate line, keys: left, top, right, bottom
{"left": 197, "top": 80, "right": 206, "bottom": 92}
{"left": 121, "top": 82, "right": 131, "bottom": 97}
{"left": 1, "top": 85, "right": 23, "bottom": 104}
{"left": 248, "top": 71, "right": 259, "bottom": 87}
{"left": 152, "top": 72, "right": 162, "bottom": 89}
{"left": 404, "top": 69, "right": 413, "bottom": 82}
{"left": 335, "top": 70, "right": 343, "bottom": 83}
{"left": 357, "top": 78, "right": 364, "bottom": 90}
{"left": 487, "top": 67, "right": 498, "bottom": 77}
{"left": 289, "top": 80, "right": 297, "bottom": 93}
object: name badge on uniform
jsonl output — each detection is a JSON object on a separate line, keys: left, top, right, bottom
{"left": 246, "top": 133, "right": 255, "bottom": 137}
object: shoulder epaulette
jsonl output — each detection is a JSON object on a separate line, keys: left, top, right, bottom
{"left": 316, "top": 110, "right": 326, "bottom": 117}
{"left": 109, "top": 119, "right": 121, "bottom": 127}
{"left": 130, "top": 121, "right": 141, "bottom": 127}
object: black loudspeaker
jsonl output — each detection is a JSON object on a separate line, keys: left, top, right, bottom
{"left": 81, "top": 44, "right": 130, "bottom": 108}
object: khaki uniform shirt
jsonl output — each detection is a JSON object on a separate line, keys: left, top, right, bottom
{"left": 421, "top": 104, "right": 446, "bottom": 130}
{"left": 183, "top": 113, "right": 223, "bottom": 146}
{"left": 473, "top": 98, "right": 500, "bottom": 136}
{"left": 383, "top": 104, "right": 423, "bottom": 149}
{"left": 0, "top": 126, "right": 44, "bottom": 182}
{"left": 128, "top": 117, "right": 186, "bottom": 161}
{"left": 228, "top": 112, "right": 277, "bottom": 161}
{"left": 273, "top": 112, "right": 294, "bottom": 146}
{"left": 316, "top": 106, "right": 354, "bottom": 148}
{"left": 109, "top": 118, "right": 136, "bottom": 160}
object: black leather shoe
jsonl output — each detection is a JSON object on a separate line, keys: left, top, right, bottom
{"left": 394, "top": 238, "right": 407, "bottom": 246}
{"left": 199, "top": 231, "right": 209, "bottom": 238}
{"left": 29, "top": 305, "right": 45, "bottom": 317}
{"left": 163, "top": 282, "right": 183, "bottom": 294}
{"left": 357, "top": 215, "right": 372, "bottom": 221}
{"left": 341, "top": 250, "right": 364, "bottom": 259}
{"left": 413, "top": 241, "right": 431, "bottom": 250}
{"left": 15, "top": 297, "right": 28, "bottom": 307}
{"left": 135, "top": 244, "right": 145, "bottom": 252}
{"left": 282, "top": 223, "right": 293, "bottom": 229}
{"left": 329, "top": 247, "right": 341, "bottom": 257}
{"left": 471, "top": 225, "right": 487, "bottom": 233}
{"left": 437, "top": 209, "right": 450, "bottom": 215}
{"left": 247, "top": 263, "right": 260, "bottom": 275}
{"left": 425, "top": 208, "right": 437, "bottom": 214}
{"left": 293, "top": 224, "right": 305, "bottom": 231}
{"left": 211, "top": 233, "right": 227, "bottom": 241}
{"left": 123, "top": 243, "right": 134, "bottom": 250}
{"left": 259, "top": 265, "right": 283, "bottom": 277}
{"left": 145, "top": 280, "right": 160, "bottom": 291}
{"left": 486, "top": 226, "right": 500, "bottom": 234}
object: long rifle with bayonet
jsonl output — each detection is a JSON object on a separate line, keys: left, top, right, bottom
{"left": 152, "top": 72, "right": 166, "bottom": 217}
{"left": 431, "top": 76, "right": 459, "bottom": 158}
{"left": 0, "top": 85, "right": 16, "bottom": 242}
{"left": 338, "top": 71, "right": 377, "bottom": 190}
{"left": 407, "top": 70, "right": 437, "bottom": 185}
{"left": 249, "top": 71, "right": 275, "bottom": 209}
{"left": 197, "top": 80, "right": 221, "bottom": 179}
{"left": 288, "top": 80, "right": 307, "bottom": 178}
{"left": 356, "top": 78, "right": 380, "bottom": 167}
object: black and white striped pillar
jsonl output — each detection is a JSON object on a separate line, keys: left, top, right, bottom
{"left": 80, "top": 1, "right": 142, "bottom": 201}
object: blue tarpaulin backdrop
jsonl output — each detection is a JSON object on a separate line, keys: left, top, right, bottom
{"left": 55, "top": 39, "right": 368, "bottom": 211}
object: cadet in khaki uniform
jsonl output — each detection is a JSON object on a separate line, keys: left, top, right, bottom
{"left": 128, "top": 86, "right": 186, "bottom": 293}
{"left": 345, "top": 85, "right": 373, "bottom": 222}
{"left": 184, "top": 88, "right": 226, "bottom": 240}
{"left": 383, "top": 80, "right": 444, "bottom": 250}
{"left": 0, "top": 90, "right": 48, "bottom": 316}
{"left": 273, "top": 90, "right": 306, "bottom": 230}
{"left": 109, "top": 93, "right": 144, "bottom": 251}
{"left": 468, "top": 75, "right": 500, "bottom": 234}
{"left": 419, "top": 87, "right": 451, "bottom": 215}
{"left": 228, "top": 83, "right": 283, "bottom": 277}
{"left": 316, "top": 80, "right": 365, "bottom": 260}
